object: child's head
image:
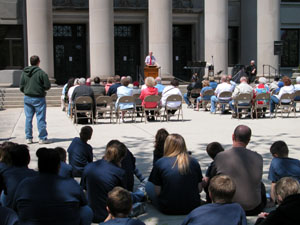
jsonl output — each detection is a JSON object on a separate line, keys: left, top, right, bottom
{"left": 270, "top": 141, "right": 289, "bottom": 158}
{"left": 54, "top": 147, "right": 67, "bottom": 162}
{"left": 206, "top": 142, "right": 224, "bottom": 159}
{"left": 36, "top": 148, "right": 61, "bottom": 174}
{"left": 104, "top": 140, "right": 127, "bottom": 166}
{"left": 275, "top": 177, "right": 300, "bottom": 204}
{"left": 9, "top": 144, "right": 30, "bottom": 167}
{"left": 0, "top": 141, "right": 17, "bottom": 165}
{"left": 209, "top": 175, "right": 236, "bottom": 204}
{"left": 107, "top": 186, "right": 132, "bottom": 218}
{"left": 80, "top": 126, "right": 93, "bottom": 142}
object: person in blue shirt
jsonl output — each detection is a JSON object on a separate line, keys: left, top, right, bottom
{"left": 100, "top": 186, "right": 145, "bottom": 225}
{"left": 67, "top": 126, "right": 93, "bottom": 177}
{"left": 81, "top": 141, "right": 127, "bottom": 223}
{"left": 182, "top": 175, "right": 247, "bottom": 225}
{"left": 0, "top": 144, "right": 37, "bottom": 208}
{"left": 154, "top": 77, "right": 165, "bottom": 94}
{"left": 55, "top": 147, "right": 73, "bottom": 178}
{"left": 209, "top": 76, "right": 218, "bottom": 90}
{"left": 13, "top": 147, "right": 93, "bottom": 225}
{"left": 146, "top": 134, "right": 203, "bottom": 215}
{"left": 195, "top": 80, "right": 213, "bottom": 111}
{"left": 268, "top": 141, "right": 300, "bottom": 202}
{"left": 107, "top": 75, "right": 122, "bottom": 96}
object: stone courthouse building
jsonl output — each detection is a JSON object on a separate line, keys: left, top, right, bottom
{"left": 0, "top": 0, "right": 299, "bottom": 85}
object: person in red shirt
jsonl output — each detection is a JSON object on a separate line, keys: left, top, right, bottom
{"left": 139, "top": 77, "right": 158, "bottom": 121}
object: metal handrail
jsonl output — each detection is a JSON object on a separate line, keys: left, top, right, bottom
{"left": 262, "top": 64, "right": 278, "bottom": 82}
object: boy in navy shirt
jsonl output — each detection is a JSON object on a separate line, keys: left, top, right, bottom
{"left": 55, "top": 147, "right": 73, "bottom": 178}
{"left": 100, "top": 186, "right": 145, "bottom": 225}
{"left": 67, "top": 126, "right": 93, "bottom": 177}
{"left": 202, "top": 142, "right": 224, "bottom": 203}
{"left": 268, "top": 141, "right": 300, "bottom": 202}
{"left": 182, "top": 175, "right": 246, "bottom": 225}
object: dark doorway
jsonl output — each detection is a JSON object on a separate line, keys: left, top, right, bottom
{"left": 173, "top": 25, "right": 192, "bottom": 81}
{"left": 114, "top": 25, "right": 141, "bottom": 81}
{"left": 53, "top": 24, "right": 87, "bottom": 85}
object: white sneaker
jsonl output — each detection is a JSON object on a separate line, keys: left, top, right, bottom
{"left": 39, "top": 139, "right": 51, "bottom": 144}
{"left": 266, "top": 113, "right": 275, "bottom": 118}
{"left": 26, "top": 139, "right": 33, "bottom": 144}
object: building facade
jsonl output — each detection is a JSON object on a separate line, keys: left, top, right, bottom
{"left": 0, "top": 0, "right": 299, "bottom": 85}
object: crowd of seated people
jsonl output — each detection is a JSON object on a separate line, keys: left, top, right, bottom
{"left": 186, "top": 75, "right": 300, "bottom": 118}
{"left": 1, "top": 124, "right": 300, "bottom": 225}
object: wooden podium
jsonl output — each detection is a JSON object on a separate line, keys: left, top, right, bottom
{"left": 144, "top": 66, "right": 159, "bottom": 79}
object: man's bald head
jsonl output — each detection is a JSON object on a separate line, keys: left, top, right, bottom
{"left": 233, "top": 125, "right": 251, "bottom": 145}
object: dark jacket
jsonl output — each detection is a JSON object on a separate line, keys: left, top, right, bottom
{"left": 20, "top": 66, "right": 51, "bottom": 97}
{"left": 255, "top": 194, "right": 300, "bottom": 225}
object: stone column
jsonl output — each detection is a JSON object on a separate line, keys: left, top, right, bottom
{"left": 257, "top": 0, "right": 280, "bottom": 75}
{"left": 89, "top": 0, "right": 114, "bottom": 80}
{"left": 26, "top": 0, "right": 54, "bottom": 81}
{"left": 148, "top": 0, "right": 173, "bottom": 79}
{"left": 204, "top": 0, "right": 228, "bottom": 74}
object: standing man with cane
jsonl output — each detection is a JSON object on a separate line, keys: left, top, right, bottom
{"left": 20, "top": 55, "right": 51, "bottom": 144}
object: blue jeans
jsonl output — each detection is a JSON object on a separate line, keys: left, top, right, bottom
{"left": 24, "top": 96, "right": 48, "bottom": 140}
{"left": 145, "top": 181, "right": 159, "bottom": 208}
{"left": 229, "top": 100, "right": 251, "bottom": 113}
{"left": 270, "top": 96, "right": 279, "bottom": 113}
{"left": 183, "top": 93, "right": 191, "bottom": 105}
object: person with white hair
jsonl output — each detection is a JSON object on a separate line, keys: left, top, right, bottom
{"left": 253, "top": 77, "right": 270, "bottom": 117}
{"left": 229, "top": 76, "right": 253, "bottom": 117}
{"left": 71, "top": 77, "right": 94, "bottom": 110}
{"left": 68, "top": 78, "right": 80, "bottom": 105}
{"left": 154, "top": 77, "right": 165, "bottom": 93}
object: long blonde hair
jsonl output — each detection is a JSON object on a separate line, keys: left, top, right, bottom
{"left": 164, "top": 134, "right": 190, "bottom": 175}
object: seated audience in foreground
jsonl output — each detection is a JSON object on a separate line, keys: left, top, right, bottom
{"left": 100, "top": 187, "right": 145, "bottom": 225}
{"left": 268, "top": 141, "right": 300, "bottom": 202}
{"left": 81, "top": 141, "right": 127, "bottom": 223}
{"left": 182, "top": 175, "right": 246, "bottom": 225}
{"left": 202, "top": 142, "right": 224, "bottom": 203}
{"left": 0, "top": 144, "right": 37, "bottom": 208}
{"left": 255, "top": 177, "right": 300, "bottom": 225}
{"left": 213, "top": 125, "right": 266, "bottom": 215}
{"left": 0, "top": 206, "right": 18, "bottom": 225}
{"left": 55, "top": 147, "right": 73, "bottom": 179}
{"left": 13, "top": 148, "right": 93, "bottom": 225}
{"left": 152, "top": 128, "right": 169, "bottom": 165}
{"left": 146, "top": 134, "right": 203, "bottom": 215}
{"left": 67, "top": 126, "right": 93, "bottom": 177}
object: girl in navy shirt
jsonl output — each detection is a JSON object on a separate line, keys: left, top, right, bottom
{"left": 147, "top": 134, "right": 203, "bottom": 215}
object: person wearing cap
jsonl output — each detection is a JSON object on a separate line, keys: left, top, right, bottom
{"left": 132, "top": 81, "right": 141, "bottom": 95}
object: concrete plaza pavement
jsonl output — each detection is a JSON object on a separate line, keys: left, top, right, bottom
{"left": 0, "top": 106, "right": 299, "bottom": 225}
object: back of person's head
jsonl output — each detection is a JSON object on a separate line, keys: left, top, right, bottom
{"left": 164, "top": 134, "right": 189, "bottom": 174}
{"left": 202, "top": 80, "right": 210, "bottom": 87}
{"left": 30, "top": 55, "right": 40, "bottom": 66}
{"left": 275, "top": 177, "right": 300, "bottom": 204}
{"left": 282, "top": 76, "right": 292, "bottom": 86}
{"left": 54, "top": 147, "right": 67, "bottom": 162}
{"left": 209, "top": 76, "right": 215, "bottom": 82}
{"left": 170, "top": 79, "right": 179, "bottom": 87}
{"left": 9, "top": 144, "right": 30, "bottom": 167}
{"left": 36, "top": 148, "right": 61, "bottom": 174}
{"left": 67, "top": 77, "right": 75, "bottom": 88}
{"left": 126, "top": 76, "right": 132, "bottom": 84}
{"left": 107, "top": 186, "right": 132, "bottom": 218}
{"left": 209, "top": 175, "right": 236, "bottom": 203}
{"left": 240, "top": 76, "right": 248, "bottom": 83}
{"left": 206, "top": 142, "right": 224, "bottom": 159}
{"left": 278, "top": 81, "right": 284, "bottom": 88}
{"left": 104, "top": 140, "right": 127, "bottom": 165}
{"left": 258, "top": 77, "right": 267, "bottom": 84}
{"left": 78, "top": 78, "right": 86, "bottom": 85}
{"left": 274, "top": 76, "right": 280, "bottom": 82}
{"left": 145, "top": 77, "right": 155, "bottom": 87}
{"left": 296, "top": 76, "right": 300, "bottom": 84}
{"left": 94, "top": 76, "right": 101, "bottom": 84}
{"left": 133, "top": 81, "right": 139, "bottom": 87}
{"left": 114, "top": 75, "right": 121, "bottom": 83}
{"left": 0, "top": 141, "right": 17, "bottom": 165}
{"left": 233, "top": 125, "right": 251, "bottom": 145}
{"left": 80, "top": 126, "right": 93, "bottom": 142}
{"left": 74, "top": 78, "right": 80, "bottom": 86}
{"left": 107, "top": 76, "right": 114, "bottom": 84}
{"left": 154, "top": 128, "right": 169, "bottom": 157}
{"left": 220, "top": 75, "right": 227, "bottom": 83}
{"left": 270, "top": 141, "right": 289, "bottom": 158}
{"left": 155, "top": 77, "right": 162, "bottom": 84}
{"left": 121, "top": 77, "right": 130, "bottom": 87}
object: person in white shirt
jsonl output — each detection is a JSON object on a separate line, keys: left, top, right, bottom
{"left": 145, "top": 51, "right": 157, "bottom": 66}
{"left": 294, "top": 76, "right": 300, "bottom": 102}
{"left": 229, "top": 76, "right": 253, "bottom": 117}
{"left": 210, "top": 75, "right": 232, "bottom": 113}
{"left": 269, "top": 76, "right": 295, "bottom": 116}
{"left": 161, "top": 79, "right": 183, "bottom": 114}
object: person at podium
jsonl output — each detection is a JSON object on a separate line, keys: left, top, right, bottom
{"left": 145, "top": 51, "right": 157, "bottom": 66}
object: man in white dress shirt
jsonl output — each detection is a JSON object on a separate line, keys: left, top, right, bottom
{"left": 145, "top": 51, "right": 157, "bottom": 66}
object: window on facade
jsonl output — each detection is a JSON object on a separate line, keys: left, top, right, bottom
{"left": 281, "top": 29, "right": 299, "bottom": 67}
{"left": 0, "top": 25, "right": 24, "bottom": 69}
{"left": 228, "top": 27, "right": 239, "bottom": 66}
